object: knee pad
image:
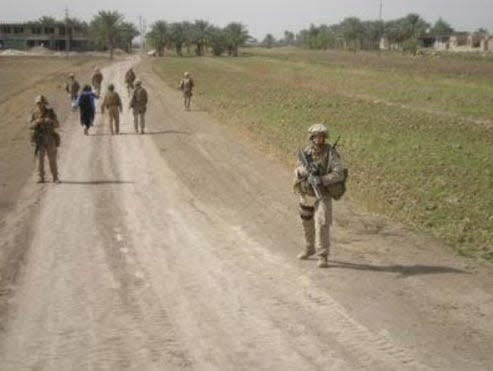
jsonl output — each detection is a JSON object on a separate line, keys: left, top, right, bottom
{"left": 298, "top": 203, "right": 314, "bottom": 220}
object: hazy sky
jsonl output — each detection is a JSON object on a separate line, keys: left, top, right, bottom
{"left": 1, "top": 0, "right": 492, "bottom": 39}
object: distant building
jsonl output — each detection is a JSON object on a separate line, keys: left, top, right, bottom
{"left": 0, "top": 22, "right": 90, "bottom": 51}
{"left": 481, "top": 35, "right": 493, "bottom": 51}
{"left": 418, "top": 32, "right": 493, "bottom": 52}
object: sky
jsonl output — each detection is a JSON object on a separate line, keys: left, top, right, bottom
{"left": 1, "top": 0, "right": 492, "bottom": 40}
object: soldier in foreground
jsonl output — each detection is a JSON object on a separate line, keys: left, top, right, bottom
{"left": 101, "top": 84, "right": 123, "bottom": 135}
{"left": 65, "top": 73, "right": 80, "bottom": 105}
{"left": 179, "top": 72, "right": 194, "bottom": 111}
{"left": 30, "top": 95, "right": 60, "bottom": 184}
{"left": 91, "top": 68, "right": 103, "bottom": 96}
{"left": 125, "top": 67, "right": 136, "bottom": 96}
{"left": 129, "top": 79, "right": 148, "bottom": 134}
{"left": 293, "top": 124, "right": 345, "bottom": 268}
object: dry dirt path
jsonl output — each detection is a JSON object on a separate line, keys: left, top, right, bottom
{"left": 0, "top": 57, "right": 492, "bottom": 370}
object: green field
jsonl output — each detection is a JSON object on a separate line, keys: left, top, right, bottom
{"left": 151, "top": 48, "right": 493, "bottom": 262}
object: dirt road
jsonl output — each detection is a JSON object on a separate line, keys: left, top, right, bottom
{"left": 0, "top": 58, "right": 492, "bottom": 370}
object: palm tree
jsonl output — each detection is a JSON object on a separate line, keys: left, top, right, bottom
{"left": 90, "top": 11, "right": 124, "bottom": 59}
{"left": 169, "top": 22, "right": 187, "bottom": 56}
{"left": 191, "top": 20, "right": 210, "bottom": 56}
{"left": 262, "top": 34, "right": 276, "bottom": 48}
{"left": 224, "top": 22, "right": 249, "bottom": 56}
{"left": 208, "top": 26, "right": 227, "bottom": 56}
{"left": 147, "top": 20, "right": 169, "bottom": 56}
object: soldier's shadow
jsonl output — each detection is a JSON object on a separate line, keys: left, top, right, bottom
{"left": 88, "top": 130, "right": 190, "bottom": 136}
{"left": 60, "top": 180, "right": 134, "bottom": 185}
{"left": 323, "top": 259, "right": 470, "bottom": 278}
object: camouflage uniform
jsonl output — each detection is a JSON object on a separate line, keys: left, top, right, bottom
{"left": 101, "top": 85, "right": 123, "bottom": 135}
{"left": 293, "top": 124, "right": 345, "bottom": 267}
{"left": 125, "top": 68, "right": 136, "bottom": 95}
{"left": 30, "top": 95, "right": 60, "bottom": 183}
{"left": 65, "top": 74, "right": 80, "bottom": 102}
{"left": 91, "top": 69, "right": 103, "bottom": 96}
{"left": 129, "top": 80, "right": 148, "bottom": 134}
{"left": 179, "top": 72, "right": 194, "bottom": 111}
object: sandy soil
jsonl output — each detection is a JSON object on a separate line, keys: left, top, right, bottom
{"left": 0, "top": 57, "right": 492, "bottom": 370}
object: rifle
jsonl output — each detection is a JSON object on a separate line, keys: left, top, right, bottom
{"left": 332, "top": 135, "right": 341, "bottom": 149}
{"left": 298, "top": 150, "right": 323, "bottom": 199}
{"left": 30, "top": 124, "right": 44, "bottom": 157}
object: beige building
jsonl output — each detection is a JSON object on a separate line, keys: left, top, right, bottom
{"left": 0, "top": 22, "right": 90, "bottom": 51}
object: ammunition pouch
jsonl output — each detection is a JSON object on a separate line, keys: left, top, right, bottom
{"left": 327, "top": 168, "right": 348, "bottom": 200}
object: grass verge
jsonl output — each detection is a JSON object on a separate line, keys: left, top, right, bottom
{"left": 151, "top": 49, "right": 493, "bottom": 262}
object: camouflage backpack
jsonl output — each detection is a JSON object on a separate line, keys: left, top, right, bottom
{"left": 326, "top": 140, "right": 348, "bottom": 200}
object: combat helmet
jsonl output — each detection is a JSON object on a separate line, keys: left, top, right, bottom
{"left": 34, "top": 95, "right": 48, "bottom": 104}
{"left": 308, "top": 123, "right": 328, "bottom": 139}
{"left": 184, "top": 72, "right": 190, "bottom": 77}
{"left": 134, "top": 79, "right": 142, "bottom": 86}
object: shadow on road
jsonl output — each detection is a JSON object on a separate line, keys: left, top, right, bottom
{"left": 59, "top": 180, "right": 134, "bottom": 185}
{"left": 89, "top": 130, "right": 190, "bottom": 136}
{"left": 326, "top": 259, "right": 470, "bottom": 277}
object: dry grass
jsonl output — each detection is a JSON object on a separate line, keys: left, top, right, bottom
{"left": 152, "top": 48, "right": 493, "bottom": 262}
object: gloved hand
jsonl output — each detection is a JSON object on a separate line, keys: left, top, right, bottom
{"left": 308, "top": 174, "right": 322, "bottom": 187}
{"left": 296, "top": 166, "right": 308, "bottom": 179}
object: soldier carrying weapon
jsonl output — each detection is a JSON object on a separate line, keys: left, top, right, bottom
{"left": 30, "top": 95, "right": 61, "bottom": 183}
{"left": 293, "top": 124, "right": 347, "bottom": 268}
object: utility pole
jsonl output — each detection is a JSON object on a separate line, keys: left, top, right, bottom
{"left": 378, "top": 0, "right": 383, "bottom": 53}
{"left": 143, "top": 18, "right": 147, "bottom": 51}
{"left": 139, "top": 15, "right": 143, "bottom": 52}
{"left": 64, "top": 6, "right": 69, "bottom": 57}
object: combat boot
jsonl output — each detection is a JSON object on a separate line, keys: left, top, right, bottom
{"left": 297, "top": 250, "right": 316, "bottom": 260}
{"left": 317, "top": 255, "right": 329, "bottom": 268}
{"left": 298, "top": 217, "right": 316, "bottom": 260}
{"left": 37, "top": 177, "right": 45, "bottom": 184}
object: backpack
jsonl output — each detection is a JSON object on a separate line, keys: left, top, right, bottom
{"left": 327, "top": 168, "right": 348, "bottom": 200}
{"left": 326, "top": 140, "right": 348, "bottom": 200}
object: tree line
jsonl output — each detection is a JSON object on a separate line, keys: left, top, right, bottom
{"left": 145, "top": 20, "right": 251, "bottom": 57}
{"left": 267, "top": 14, "right": 488, "bottom": 52}
{"left": 28, "top": 13, "right": 252, "bottom": 58}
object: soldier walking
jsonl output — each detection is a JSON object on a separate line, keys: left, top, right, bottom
{"left": 293, "top": 124, "right": 345, "bottom": 268}
{"left": 65, "top": 73, "right": 80, "bottom": 105}
{"left": 125, "top": 67, "right": 136, "bottom": 96}
{"left": 179, "top": 72, "right": 194, "bottom": 111}
{"left": 30, "top": 95, "right": 60, "bottom": 184}
{"left": 101, "top": 84, "right": 123, "bottom": 135}
{"left": 129, "top": 79, "right": 148, "bottom": 134}
{"left": 91, "top": 68, "right": 103, "bottom": 97}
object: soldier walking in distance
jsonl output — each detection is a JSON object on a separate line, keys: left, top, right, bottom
{"left": 124, "top": 67, "right": 136, "bottom": 96}
{"left": 179, "top": 72, "right": 194, "bottom": 111}
{"left": 101, "top": 84, "right": 123, "bottom": 135}
{"left": 129, "top": 79, "right": 148, "bottom": 134}
{"left": 65, "top": 73, "right": 80, "bottom": 104}
{"left": 91, "top": 67, "right": 103, "bottom": 97}
{"left": 30, "top": 95, "right": 61, "bottom": 183}
{"left": 293, "top": 124, "right": 345, "bottom": 268}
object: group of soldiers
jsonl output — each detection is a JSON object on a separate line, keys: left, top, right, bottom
{"left": 65, "top": 67, "right": 149, "bottom": 136}
{"left": 31, "top": 66, "right": 197, "bottom": 184}
{"left": 30, "top": 63, "right": 344, "bottom": 269}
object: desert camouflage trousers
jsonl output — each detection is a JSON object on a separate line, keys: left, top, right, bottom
{"left": 133, "top": 110, "right": 145, "bottom": 133}
{"left": 298, "top": 194, "right": 332, "bottom": 257}
{"left": 38, "top": 142, "right": 58, "bottom": 181}
{"left": 107, "top": 106, "right": 120, "bottom": 134}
